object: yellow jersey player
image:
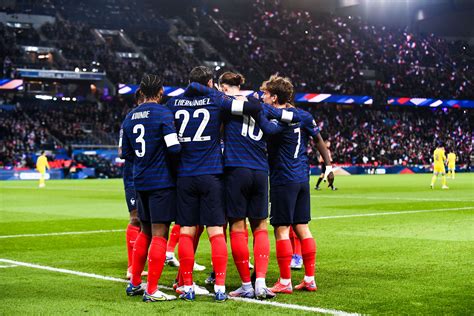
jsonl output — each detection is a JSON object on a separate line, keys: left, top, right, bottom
{"left": 36, "top": 151, "right": 50, "bottom": 188}
{"left": 447, "top": 150, "right": 457, "bottom": 179}
{"left": 430, "top": 144, "right": 448, "bottom": 189}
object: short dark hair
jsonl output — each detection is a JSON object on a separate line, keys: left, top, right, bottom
{"left": 189, "top": 66, "right": 213, "bottom": 86}
{"left": 41, "top": 150, "right": 45, "bottom": 155}
{"left": 139, "top": 74, "right": 163, "bottom": 99}
{"left": 134, "top": 88, "right": 144, "bottom": 104}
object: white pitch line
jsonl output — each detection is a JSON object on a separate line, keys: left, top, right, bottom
{"left": 0, "top": 258, "right": 359, "bottom": 316}
{"left": 312, "top": 206, "right": 474, "bottom": 220}
{"left": 0, "top": 264, "right": 18, "bottom": 268}
{"left": 0, "top": 229, "right": 124, "bottom": 239}
{"left": 311, "top": 195, "right": 474, "bottom": 202}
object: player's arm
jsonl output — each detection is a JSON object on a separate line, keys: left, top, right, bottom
{"left": 119, "top": 126, "right": 134, "bottom": 162}
{"left": 161, "top": 108, "right": 181, "bottom": 155}
{"left": 187, "top": 82, "right": 262, "bottom": 115}
{"left": 261, "top": 102, "right": 301, "bottom": 123}
{"left": 255, "top": 111, "right": 286, "bottom": 135}
{"left": 314, "top": 133, "right": 332, "bottom": 181}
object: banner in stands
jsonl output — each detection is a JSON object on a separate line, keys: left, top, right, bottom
{"left": 17, "top": 69, "right": 106, "bottom": 81}
{"left": 0, "top": 78, "right": 23, "bottom": 90}
{"left": 0, "top": 168, "right": 95, "bottom": 180}
{"left": 388, "top": 97, "right": 474, "bottom": 109}
{"left": 310, "top": 165, "right": 470, "bottom": 175}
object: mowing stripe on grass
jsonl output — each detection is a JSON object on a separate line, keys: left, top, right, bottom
{"left": 0, "top": 258, "right": 359, "bottom": 316}
{"left": 0, "top": 229, "right": 124, "bottom": 239}
{"left": 311, "top": 194, "right": 474, "bottom": 202}
{"left": 312, "top": 206, "right": 474, "bottom": 220}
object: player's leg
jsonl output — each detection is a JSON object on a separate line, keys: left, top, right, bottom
{"left": 246, "top": 169, "right": 274, "bottom": 299}
{"left": 269, "top": 183, "right": 298, "bottom": 294}
{"left": 125, "top": 189, "right": 141, "bottom": 278}
{"left": 292, "top": 182, "right": 317, "bottom": 291}
{"left": 441, "top": 171, "right": 449, "bottom": 189}
{"left": 143, "top": 188, "right": 177, "bottom": 302}
{"left": 201, "top": 174, "right": 228, "bottom": 301}
{"left": 39, "top": 170, "right": 45, "bottom": 188}
{"left": 452, "top": 167, "right": 455, "bottom": 179}
{"left": 225, "top": 168, "right": 253, "bottom": 298}
{"left": 176, "top": 176, "right": 200, "bottom": 301}
{"left": 289, "top": 226, "right": 302, "bottom": 270}
{"left": 126, "top": 191, "right": 151, "bottom": 296}
{"left": 165, "top": 224, "right": 180, "bottom": 267}
{"left": 315, "top": 164, "right": 325, "bottom": 190}
{"left": 192, "top": 225, "right": 206, "bottom": 272}
{"left": 430, "top": 171, "right": 438, "bottom": 188}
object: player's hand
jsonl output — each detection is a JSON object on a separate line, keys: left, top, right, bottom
{"left": 323, "top": 165, "right": 333, "bottom": 182}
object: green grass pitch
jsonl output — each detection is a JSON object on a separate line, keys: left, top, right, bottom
{"left": 0, "top": 174, "right": 473, "bottom": 315}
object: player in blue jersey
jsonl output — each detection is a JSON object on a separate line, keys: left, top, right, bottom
{"left": 121, "top": 88, "right": 144, "bottom": 280}
{"left": 216, "top": 71, "right": 300, "bottom": 300}
{"left": 260, "top": 75, "right": 332, "bottom": 294}
{"left": 166, "top": 66, "right": 266, "bottom": 302}
{"left": 121, "top": 74, "right": 181, "bottom": 302}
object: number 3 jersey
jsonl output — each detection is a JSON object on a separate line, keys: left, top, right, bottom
{"left": 120, "top": 102, "right": 179, "bottom": 191}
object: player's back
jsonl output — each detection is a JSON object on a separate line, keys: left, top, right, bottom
{"left": 223, "top": 95, "right": 267, "bottom": 171}
{"left": 433, "top": 148, "right": 446, "bottom": 164}
{"left": 167, "top": 87, "right": 224, "bottom": 177}
{"left": 297, "top": 108, "right": 320, "bottom": 178}
{"left": 121, "top": 102, "right": 175, "bottom": 190}
{"left": 267, "top": 121, "right": 306, "bottom": 185}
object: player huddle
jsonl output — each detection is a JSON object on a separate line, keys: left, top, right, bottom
{"left": 119, "top": 66, "right": 334, "bottom": 302}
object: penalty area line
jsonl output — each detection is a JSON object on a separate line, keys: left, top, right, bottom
{"left": 0, "top": 258, "right": 359, "bottom": 316}
{"left": 312, "top": 206, "right": 474, "bottom": 220}
{"left": 0, "top": 229, "right": 124, "bottom": 239}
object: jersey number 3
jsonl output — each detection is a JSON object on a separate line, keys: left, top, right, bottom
{"left": 133, "top": 124, "right": 146, "bottom": 157}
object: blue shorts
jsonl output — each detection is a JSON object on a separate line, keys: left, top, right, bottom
{"left": 124, "top": 188, "right": 137, "bottom": 212}
{"left": 269, "top": 181, "right": 311, "bottom": 226}
{"left": 136, "top": 188, "right": 176, "bottom": 224}
{"left": 225, "top": 167, "right": 268, "bottom": 220}
{"left": 177, "top": 174, "right": 226, "bottom": 227}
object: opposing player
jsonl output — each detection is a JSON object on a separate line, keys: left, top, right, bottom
{"left": 121, "top": 74, "right": 181, "bottom": 302}
{"left": 120, "top": 88, "right": 144, "bottom": 279}
{"left": 217, "top": 71, "right": 300, "bottom": 299}
{"left": 36, "top": 151, "right": 50, "bottom": 188}
{"left": 315, "top": 141, "right": 337, "bottom": 190}
{"left": 261, "top": 75, "right": 330, "bottom": 294}
{"left": 447, "top": 149, "right": 457, "bottom": 179}
{"left": 430, "top": 143, "right": 448, "bottom": 189}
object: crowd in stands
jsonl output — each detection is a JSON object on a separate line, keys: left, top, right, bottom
{"left": 1, "top": 0, "right": 472, "bottom": 98}
{"left": 0, "top": 97, "right": 471, "bottom": 172}
{"left": 307, "top": 105, "right": 472, "bottom": 166}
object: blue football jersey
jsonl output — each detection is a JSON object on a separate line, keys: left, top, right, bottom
{"left": 166, "top": 84, "right": 240, "bottom": 177}
{"left": 122, "top": 159, "right": 134, "bottom": 189}
{"left": 120, "top": 102, "right": 180, "bottom": 191}
{"left": 298, "top": 108, "right": 320, "bottom": 179}
{"left": 223, "top": 98, "right": 301, "bottom": 172}
{"left": 267, "top": 119, "right": 307, "bottom": 186}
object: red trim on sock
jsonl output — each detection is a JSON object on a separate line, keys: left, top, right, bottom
{"left": 146, "top": 236, "right": 167, "bottom": 293}
{"left": 131, "top": 232, "right": 151, "bottom": 286}
{"left": 253, "top": 229, "right": 270, "bottom": 279}
{"left": 178, "top": 234, "right": 195, "bottom": 286}
{"left": 230, "top": 231, "right": 250, "bottom": 283}
{"left": 301, "top": 237, "right": 316, "bottom": 277}
{"left": 126, "top": 224, "right": 140, "bottom": 268}
{"left": 166, "top": 224, "right": 180, "bottom": 253}
{"left": 210, "top": 234, "right": 228, "bottom": 286}
{"left": 276, "top": 239, "right": 292, "bottom": 280}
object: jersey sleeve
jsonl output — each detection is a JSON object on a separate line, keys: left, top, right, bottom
{"left": 301, "top": 112, "right": 320, "bottom": 137}
{"left": 256, "top": 111, "right": 286, "bottom": 135}
{"left": 119, "top": 123, "right": 134, "bottom": 162}
{"left": 262, "top": 103, "right": 301, "bottom": 123}
{"left": 161, "top": 108, "right": 181, "bottom": 154}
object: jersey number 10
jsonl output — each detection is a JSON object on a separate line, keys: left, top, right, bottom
{"left": 241, "top": 115, "right": 263, "bottom": 141}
